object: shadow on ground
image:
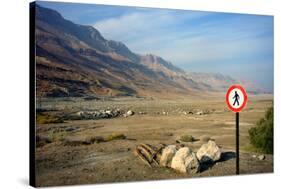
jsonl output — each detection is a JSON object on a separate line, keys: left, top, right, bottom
{"left": 200, "top": 151, "right": 236, "bottom": 172}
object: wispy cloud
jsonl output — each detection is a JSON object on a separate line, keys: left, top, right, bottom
{"left": 93, "top": 11, "right": 272, "bottom": 65}
{"left": 93, "top": 10, "right": 209, "bottom": 42}
{"left": 93, "top": 10, "right": 273, "bottom": 91}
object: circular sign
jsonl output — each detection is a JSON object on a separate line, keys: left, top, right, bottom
{"left": 226, "top": 85, "right": 248, "bottom": 112}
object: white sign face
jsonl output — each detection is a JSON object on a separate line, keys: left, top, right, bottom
{"left": 228, "top": 88, "right": 244, "bottom": 108}
{"left": 226, "top": 85, "right": 247, "bottom": 112}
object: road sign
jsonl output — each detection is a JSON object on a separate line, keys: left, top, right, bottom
{"left": 226, "top": 84, "right": 248, "bottom": 175}
{"left": 226, "top": 84, "right": 248, "bottom": 112}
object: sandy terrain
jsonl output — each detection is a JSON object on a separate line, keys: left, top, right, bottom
{"left": 35, "top": 94, "right": 273, "bottom": 187}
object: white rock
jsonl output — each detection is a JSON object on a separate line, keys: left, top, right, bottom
{"left": 160, "top": 145, "right": 177, "bottom": 167}
{"left": 105, "top": 110, "right": 112, "bottom": 114}
{"left": 127, "top": 110, "right": 134, "bottom": 116}
{"left": 171, "top": 147, "right": 200, "bottom": 174}
{"left": 196, "top": 140, "right": 221, "bottom": 163}
{"left": 77, "top": 111, "right": 84, "bottom": 116}
{"left": 258, "top": 154, "right": 265, "bottom": 160}
{"left": 196, "top": 111, "right": 203, "bottom": 115}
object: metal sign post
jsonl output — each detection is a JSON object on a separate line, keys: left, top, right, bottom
{"left": 226, "top": 85, "right": 247, "bottom": 175}
{"left": 236, "top": 112, "right": 239, "bottom": 174}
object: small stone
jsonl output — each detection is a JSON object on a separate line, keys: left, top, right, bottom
{"left": 124, "top": 110, "right": 134, "bottom": 117}
{"left": 127, "top": 110, "right": 134, "bottom": 115}
{"left": 139, "top": 111, "right": 146, "bottom": 115}
{"left": 105, "top": 110, "right": 112, "bottom": 114}
{"left": 196, "top": 111, "right": 204, "bottom": 115}
{"left": 258, "top": 155, "right": 265, "bottom": 160}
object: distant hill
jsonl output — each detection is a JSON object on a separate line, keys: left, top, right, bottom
{"left": 35, "top": 5, "right": 262, "bottom": 98}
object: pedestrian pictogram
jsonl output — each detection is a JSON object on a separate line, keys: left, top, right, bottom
{"left": 226, "top": 85, "right": 247, "bottom": 113}
{"left": 226, "top": 84, "right": 248, "bottom": 175}
{"left": 233, "top": 91, "right": 240, "bottom": 106}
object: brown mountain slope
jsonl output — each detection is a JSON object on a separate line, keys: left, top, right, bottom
{"left": 35, "top": 5, "right": 260, "bottom": 98}
{"left": 35, "top": 5, "right": 206, "bottom": 98}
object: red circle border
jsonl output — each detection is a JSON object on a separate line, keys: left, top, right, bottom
{"left": 226, "top": 84, "right": 248, "bottom": 112}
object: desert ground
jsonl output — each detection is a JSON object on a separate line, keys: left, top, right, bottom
{"left": 35, "top": 93, "right": 273, "bottom": 187}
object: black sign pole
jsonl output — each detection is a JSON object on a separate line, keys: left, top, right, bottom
{"left": 236, "top": 112, "right": 239, "bottom": 175}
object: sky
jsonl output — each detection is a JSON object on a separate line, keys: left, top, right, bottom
{"left": 37, "top": 1, "right": 274, "bottom": 92}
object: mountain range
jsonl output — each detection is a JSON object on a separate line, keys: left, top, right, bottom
{"left": 35, "top": 5, "right": 262, "bottom": 98}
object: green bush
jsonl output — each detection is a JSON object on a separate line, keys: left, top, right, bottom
{"left": 105, "top": 133, "right": 126, "bottom": 141}
{"left": 36, "top": 112, "right": 64, "bottom": 124}
{"left": 180, "top": 134, "right": 195, "bottom": 142}
{"left": 248, "top": 107, "right": 273, "bottom": 154}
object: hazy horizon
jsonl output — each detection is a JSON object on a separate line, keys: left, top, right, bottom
{"left": 37, "top": 1, "right": 274, "bottom": 93}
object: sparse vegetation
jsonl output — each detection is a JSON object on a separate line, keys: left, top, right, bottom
{"left": 180, "top": 134, "right": 195, "bottom": 142}
{"left": 64, "top": 133, "right": 127, "bottom": 146}
{"left": 105, "top": 133, "right": 126, "bottom": 141}
{"left": 36, "top": 135, "right": 52, "bottom": 147}
{"left": 48, "top": 130, "right": 67, "bottom": 142}
{"left": 248, "top": 107, "right": 273, "bottom": 154}
{"left": 64, "top": 136, "right": 88, "bottom": 146}
{"left": 36, "top": 112, "right": 64, "bottom": 124}
{"left": 92, "top": 136, "right": 105, "bottom": 143}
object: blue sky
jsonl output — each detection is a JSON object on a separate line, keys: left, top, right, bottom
{"left": 37, "top": 1, "right": 274, "bottom": 92}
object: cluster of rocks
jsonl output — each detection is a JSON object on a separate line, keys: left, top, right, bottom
{"left": 160, "top": 140, "right": 222, "bottom": 174}
{"left": 154, "top": 109, "right": 212, "bottom": 116}
{"left": 69, "top": 109, "right": 136, "bottom": 120}
{"left": 70, "top": 109, "right": 213, "bottom": 118}
{"left": 252, "top": 154, "right": 266, "bottom": 160}
{"left": 76, "top": 109, "right": 121, "bottom": 119}
{"left": 182, "top": 111, "right": 194, "bottom": 115}
{"left": 181, "top": 109, "right": 213, "bottom": 116}
{"left": 138, "top": 111, "right": 147, "bottom": 115}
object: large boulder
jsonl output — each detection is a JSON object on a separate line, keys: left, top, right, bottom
{"left": 160, "top": 145, "right": 177, "bottom": 167}
{"left": 196, "top": 140, "right": 221, "bottom": 163}
{"left": 171, "top": 147, "right": 200, "bottom": 174}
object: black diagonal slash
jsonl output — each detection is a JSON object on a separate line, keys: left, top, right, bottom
{"left": 233, "top": 91, "right": 240, "bottom": 106}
